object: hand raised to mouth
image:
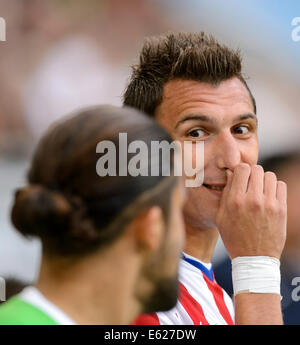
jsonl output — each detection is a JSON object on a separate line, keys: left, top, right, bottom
{"left": 216, "top": 163, "right": 287, "bottom": 260}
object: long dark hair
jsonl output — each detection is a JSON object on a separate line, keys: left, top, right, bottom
{"left": 11, "top": 105, "right": 177, "bottom": 257}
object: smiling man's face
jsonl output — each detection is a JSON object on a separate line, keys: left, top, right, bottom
{"left": 155, "top": 77, "right": 259, "bottom": 228}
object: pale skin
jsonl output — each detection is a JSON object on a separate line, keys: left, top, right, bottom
{"left": 155, "top": 77, "right": 287, "bottom": 325}
{"left": 35, "top": 183, "right": 185, "bottom": 325}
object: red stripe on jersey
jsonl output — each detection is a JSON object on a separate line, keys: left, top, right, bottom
{"left": 179, "top": 282, "right": 209, "bottom": 325}
{"left": 133, "top": 312, "right": 160, "bottom": 325}
{"left": 203, "top": 274, "right": 234, "bottom": 325}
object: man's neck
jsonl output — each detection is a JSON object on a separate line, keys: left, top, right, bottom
{"left": 183, "top": 222, "right": 219, "bottom": 263}
{"left": 35, "top": 250, "right": 140, "bottom": 325}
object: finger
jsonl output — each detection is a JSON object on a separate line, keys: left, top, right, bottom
{"left": 222, "top": 169, "right": 233, "bottom": 199}
{"left": 276, "top": 180, "right": 287, "bottom": 203}
{"left": 264, "top": 171, "right": 277, "bottom": 199}
{"left": 247, "top": 165, "right": 264, "bottom": 196}
{"left": 230, "top": 163, "right": 251, "bottom": 196}
{"left": 219, "top": 169, "right": 233, "bottom": 208}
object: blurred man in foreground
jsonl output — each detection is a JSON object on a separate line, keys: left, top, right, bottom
{"left": 0, "top": 105, "right": 185, "bottom": 325}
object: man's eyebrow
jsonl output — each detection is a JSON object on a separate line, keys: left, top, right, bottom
{"left": 175, "top": 115, "right": 215, "bottom": 128}
{"left": 234, "top": 113, "right": 257, "bottom": 124}
{"left": 175, "top": 113, "right": 257, "bottom": 129}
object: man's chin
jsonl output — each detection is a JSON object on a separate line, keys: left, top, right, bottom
{"left": 183, "top": 192, "right": 220, "bottom": 228}
{"left": 183, "top": 207, "right": 218, "bottom": 229}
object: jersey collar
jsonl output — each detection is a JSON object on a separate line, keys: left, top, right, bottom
{"left": 182, "top": 253, "right": 214, "bottom": 282}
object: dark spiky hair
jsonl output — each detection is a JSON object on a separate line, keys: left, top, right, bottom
{"left": 123, "top": 32, "right": 256, "bottom": 116}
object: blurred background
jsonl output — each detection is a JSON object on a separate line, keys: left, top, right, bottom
{"left": 0, "top": 0, "right": 299, "bottom": 323}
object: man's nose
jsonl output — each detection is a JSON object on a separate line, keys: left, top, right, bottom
{"left": 214, "top": 131, "right": 241, "bottom": 170}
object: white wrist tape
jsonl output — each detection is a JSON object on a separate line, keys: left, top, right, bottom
{"left": 232, "top": 256, "right": 281, "bottom": 296}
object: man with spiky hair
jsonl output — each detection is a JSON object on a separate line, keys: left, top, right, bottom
{"left": 124, "top": 32, "right": 287, "bottom": 325}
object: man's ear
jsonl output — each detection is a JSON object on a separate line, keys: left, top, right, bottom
{"left": 131, "top": 206, "right": 165, "bottom": 253}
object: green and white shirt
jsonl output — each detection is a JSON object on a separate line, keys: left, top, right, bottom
{"left": 0, "top": 286, "right": 77, "bottom": 325}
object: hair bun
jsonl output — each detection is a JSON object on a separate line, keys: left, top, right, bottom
{"left": 11, "top": 185, "right": 72, "bottom": 238}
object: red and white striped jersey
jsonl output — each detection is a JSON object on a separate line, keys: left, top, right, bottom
{"left": 134, "top": 253, "right": 234, "bottom": 325}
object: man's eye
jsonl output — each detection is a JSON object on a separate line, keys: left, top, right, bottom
{"left": 233, "top": 125, "right": 249, "bottom": 135}
{"left": 187, "top": 129, "right": 206, "bottom": 138}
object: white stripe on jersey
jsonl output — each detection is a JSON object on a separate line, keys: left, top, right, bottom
{"left": 156, "top": 258, "right": 234, "bottom": 325}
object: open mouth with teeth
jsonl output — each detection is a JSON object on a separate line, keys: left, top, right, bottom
{"left": 203, "top": 184, "right": 225, "bottom": 191}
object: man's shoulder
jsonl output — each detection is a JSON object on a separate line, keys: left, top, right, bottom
{"left": 0, "top": 296, "right": 57, "bottom": 325}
